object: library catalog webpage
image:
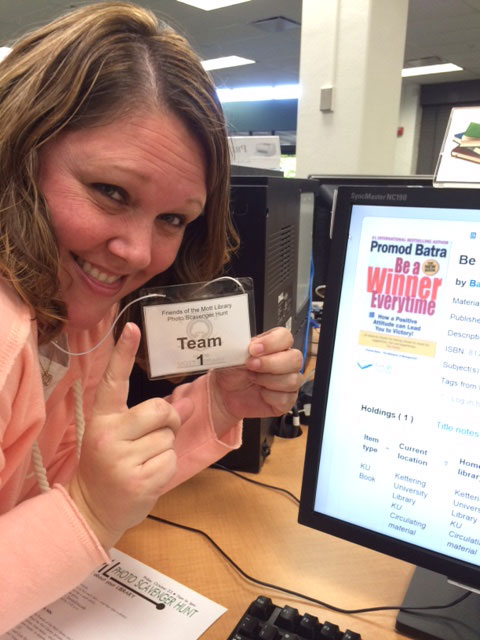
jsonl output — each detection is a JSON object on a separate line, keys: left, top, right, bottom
{"left": 315, "top": 203, "right": 480, "bottom": 566}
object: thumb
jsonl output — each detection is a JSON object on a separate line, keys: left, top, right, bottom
{"left": 94, "top": 322, "right": 141, "bottom": 415}
{"left": 170, "top": 397, "right": 195, "bottom": 425}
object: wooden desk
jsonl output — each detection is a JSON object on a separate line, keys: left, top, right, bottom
{"left": 117, "top": 432, "right": 414, "bottom": 639}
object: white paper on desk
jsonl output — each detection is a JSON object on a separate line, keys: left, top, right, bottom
{"left": 2, "top": 549, "right": 226, "bottom": 640}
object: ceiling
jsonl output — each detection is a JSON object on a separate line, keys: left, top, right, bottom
{"left": 0, "top": 0, "right": 479, "bottom": 90}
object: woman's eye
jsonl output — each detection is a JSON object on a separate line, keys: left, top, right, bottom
{"left": 93, "top": 183, "right": 127, "bottom": 203}
{"left": 157, "top": 213, "right": 186, "bottom": 228}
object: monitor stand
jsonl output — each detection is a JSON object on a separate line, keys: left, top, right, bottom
{"left": 396, "top": 567, "right": 480, "bottom": 640}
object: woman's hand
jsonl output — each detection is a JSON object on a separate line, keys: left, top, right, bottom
{"left": 68, "top": 323, "right": 193, "bottom": 550}
{"left": 210, "top": 327, "right": 303, "bottom": 425}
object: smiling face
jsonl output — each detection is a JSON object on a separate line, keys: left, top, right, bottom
{"left": 37, "top": 110, "right": 207, "bottom": 331}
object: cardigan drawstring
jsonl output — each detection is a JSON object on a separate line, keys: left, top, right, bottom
{"left": 32, "top": 379, "right": 84, "bottom": 492}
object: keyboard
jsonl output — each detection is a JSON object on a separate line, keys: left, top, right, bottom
{"left": 226, "top": 596, "right": 361, "bottom": 639}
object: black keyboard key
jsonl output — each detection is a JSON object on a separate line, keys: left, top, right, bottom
{"left": 248, "top": 595, "right": 275, "bottom": 620}
{"left": 237, "top": 614, "right": 259, "bottom": 638}
{"left": 320, "top": 621, "right": 342, "bottom": 639}
{"left": 258, "top": 623, "right": 279, "bottom": 640}
{"left": 342, "top": 632, "right": 362, "bottom": 640}
{"left": 276, "top": 605, "right": 300, "bottom": 631}
{"left": 297, "top": 612, "right": 320, "bottom": 638}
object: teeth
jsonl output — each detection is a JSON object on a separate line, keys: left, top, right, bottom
{"left": 79, "top": 259, "right": 121, "bottom": 285}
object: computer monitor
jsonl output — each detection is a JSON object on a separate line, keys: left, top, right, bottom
{"left": 299, "top": 185, "right": 480, "bottom": 640}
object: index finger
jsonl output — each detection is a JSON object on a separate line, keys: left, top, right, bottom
{"left": 248, "top": 327, "right": 294, "bottom": 357}
{"left": 94, "top": 322, "right": 141, "bottom": 414}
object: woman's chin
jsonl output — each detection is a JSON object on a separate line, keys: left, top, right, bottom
{"left": 66, "top": 307, "right": 111, "bottom": 332}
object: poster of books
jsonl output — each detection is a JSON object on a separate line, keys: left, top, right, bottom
{"left": 434, "top": 105, "right": 480, "bottom": 187}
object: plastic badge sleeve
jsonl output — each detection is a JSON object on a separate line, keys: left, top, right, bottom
{"left": 141, "top": 277, "right": 256, "bottom": 379}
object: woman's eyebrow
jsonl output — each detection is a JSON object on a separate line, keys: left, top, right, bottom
{"left": 90, "top": 162, "right": 150, "bottom": 183}
{"left": 185, "top": 197, "right": 206, "bottom": 214}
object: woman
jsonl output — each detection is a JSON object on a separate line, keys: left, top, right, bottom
{"left": 0, "top": 1, "right": 303, "bottom": 632}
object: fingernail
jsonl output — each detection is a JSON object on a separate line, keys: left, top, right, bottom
{"left": 122, "top": 322, "right": 136, "bottom": 341}
{"left": 249, "top": 342, "right": 264, "bottom": 356}
{"left": 248, "top": 358, "right": 262, "bottom": 370}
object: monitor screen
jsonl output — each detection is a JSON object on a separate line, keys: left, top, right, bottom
{"left": 299, "top": 185, "right": 480, "bottom": 639}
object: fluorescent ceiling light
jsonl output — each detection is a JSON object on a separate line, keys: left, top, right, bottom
{"left": 176, "top": 0, "right": 251, "bottom": 10}
{"left": 401, "top": 62, "right": 463, "bottom": 77}
{"left": 202, "top": 55, "right": 255, "bottom": 71}
{"left": 217, "top": 84, "right": 301, "bottom": 103}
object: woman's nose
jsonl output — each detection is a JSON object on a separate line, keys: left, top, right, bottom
{"left": 106, "top": 222, "right": 153, "bottom": 270}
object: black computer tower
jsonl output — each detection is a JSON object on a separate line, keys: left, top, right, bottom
{"left": 219, "top": 175, "right": 317, "bottom": 472}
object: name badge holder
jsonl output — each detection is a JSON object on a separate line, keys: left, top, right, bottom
{"left": 141, "top": 277, "right": 255, "bottom": 380}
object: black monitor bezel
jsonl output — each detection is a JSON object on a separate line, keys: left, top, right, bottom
{"left": 298, "top": 185, "right": 480, "bottom": 590}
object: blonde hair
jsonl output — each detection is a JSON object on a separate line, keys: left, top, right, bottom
{"left": 0, "top": 2, "right": 235, "bottom": 344}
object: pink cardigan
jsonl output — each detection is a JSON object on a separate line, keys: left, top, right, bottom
{"left": 0, "top": 280, "right": 242, "bottom": 633}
